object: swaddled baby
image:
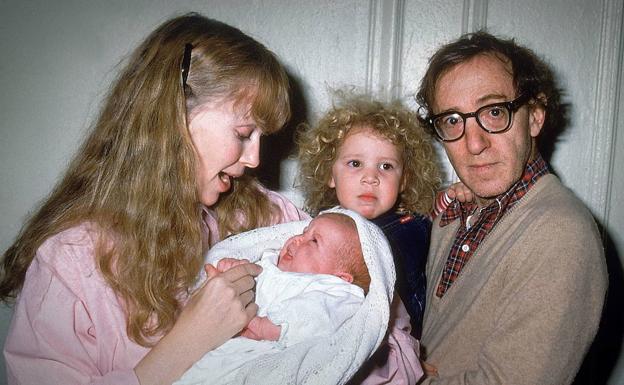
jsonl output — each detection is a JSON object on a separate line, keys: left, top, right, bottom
{"left": 175, "top": 212, "right": 370, "bottom": 385}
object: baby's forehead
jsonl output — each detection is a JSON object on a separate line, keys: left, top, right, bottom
{"left": 315, "top": 214, "right": 359, "bottom": 244}
{"left": 315, "top": 213, "right": 355, "bottom": 229}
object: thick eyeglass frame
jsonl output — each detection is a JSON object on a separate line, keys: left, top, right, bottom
{"left": 427, "top": 93, "right": 531, "bottom": 142}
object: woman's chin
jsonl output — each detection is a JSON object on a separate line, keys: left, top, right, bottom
{"left": 200, "top": 191, "right": 221, "bottom": 207}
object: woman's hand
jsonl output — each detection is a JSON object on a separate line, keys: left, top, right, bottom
{"left": 135, "top": 261, "right": 262, "bottom": 385}
{"left": 187, "top": 263, "right": 261, "bottom": 343}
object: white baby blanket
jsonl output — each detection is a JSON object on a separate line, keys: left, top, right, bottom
{"left": 181, "top": 207, "right": 396, "bottom": 385}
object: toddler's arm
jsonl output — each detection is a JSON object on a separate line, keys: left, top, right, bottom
{"left": 431, "top": 181, "right": 474, "bottom": 218}
{"left": 445, "top": 181, "right": 474, "bottom": 203}
{"left": 240, "top": 316, "right": 281, "bottom": 341}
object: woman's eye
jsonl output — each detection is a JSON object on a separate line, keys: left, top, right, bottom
{"left": 235, "top": 125, "right": 257, "bottom": 140}
{"left": 347, "top": 160, "right": 361, "bottom": 168}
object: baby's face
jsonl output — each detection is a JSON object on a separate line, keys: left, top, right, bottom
{"left": 328, "top": 127, "right": 404, "bottom": 219}
{"left": 278, "top": 215, "right": 352, "bottom": 274}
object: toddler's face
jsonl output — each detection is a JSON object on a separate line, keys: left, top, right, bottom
{"left": 278, "top": 215, "right": 350, "bottom": 275}
{"left": 329, "top": 127, "right": 404, "bottom": 219}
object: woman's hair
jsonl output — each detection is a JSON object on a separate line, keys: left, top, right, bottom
{"left": 297, "top": 93, "right": 441, "bottom": 216}
{"left": 322, "top": 213, "right": 370, "bottom": 294}
{"left": 0, "top": 13, "right": 290, "bottom": 346}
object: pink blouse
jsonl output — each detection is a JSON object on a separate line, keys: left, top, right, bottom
{"left": 4, "top": 189, "right": 421, "bottom": 384}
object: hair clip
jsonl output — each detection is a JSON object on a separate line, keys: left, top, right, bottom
{"left": 181, "top": 43, "right": 193, "bottom": 88}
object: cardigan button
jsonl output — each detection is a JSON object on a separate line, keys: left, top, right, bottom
{"left": 461, "top": 244, "right": 470, "bottom": 252}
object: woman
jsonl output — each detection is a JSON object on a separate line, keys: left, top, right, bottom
{"left": 0, "top": 12, "right": 420, "bottom": 385}
{"left": 0, "top": 13, "right": 301, "bottom": 385}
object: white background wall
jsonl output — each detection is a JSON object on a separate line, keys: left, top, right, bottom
{"left": 1, "top": 1, "right": 622, "bottom": 384}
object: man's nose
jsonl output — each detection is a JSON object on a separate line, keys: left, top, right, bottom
{"left": 463, "top": 118, "right": 490, "bottom": 155}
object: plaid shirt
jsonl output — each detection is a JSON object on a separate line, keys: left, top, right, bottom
{"left": 435, "top": 154, "right": 550, "bottom": 297}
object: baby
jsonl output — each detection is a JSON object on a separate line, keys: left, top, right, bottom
{"left": 175, "top": 212, "right": 370, "bottom": 385}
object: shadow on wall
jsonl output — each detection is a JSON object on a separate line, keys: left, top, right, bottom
{"left": 573, "top": 224, "right": 624, "bottom": 385}
{"left": 250, "top": 71, "right": 308, "bottom": 190}
{"left": 544, "top": 73, "right": 624, "bottom": 385}
{"left": 537, "top": 69, "right": 570, "bottom": 165}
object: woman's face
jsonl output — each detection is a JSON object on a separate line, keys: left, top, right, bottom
{"left": 188, "top": 98, "right": 261, "bottom": 207}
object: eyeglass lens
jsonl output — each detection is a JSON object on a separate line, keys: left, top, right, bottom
{"left": 434, "top": 103, "right": 512, "bottom": 141}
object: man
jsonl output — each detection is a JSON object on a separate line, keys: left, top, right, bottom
{"left": 416, "top": 31, "right": 607, "bottom": 385}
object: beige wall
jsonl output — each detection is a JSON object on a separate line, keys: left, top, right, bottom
{"left": 1, "top": 0, "right": 622, "bottom": 383}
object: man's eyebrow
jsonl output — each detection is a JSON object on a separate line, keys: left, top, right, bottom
{"left": 476, "top": 93, "right": 509, "bottom": 104}
{"left": 437, "top": 93, "right": 511, "bottom": 114}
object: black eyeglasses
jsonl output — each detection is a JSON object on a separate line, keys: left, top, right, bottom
{"left": 427, "top": 94, "right": 531, "bottom": 142}
{"left": 181, "top": 43, "right": 193, "bottom": 88}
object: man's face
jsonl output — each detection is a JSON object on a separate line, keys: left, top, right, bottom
{"left": 432, "top": 54, "right": 545, "bottom": 206}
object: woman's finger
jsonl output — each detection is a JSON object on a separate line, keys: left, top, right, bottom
{"left": 220, "top": 263, "right": 261, "bottom": 293}
{"left": 238, "top": 290, "right": 255, "bottom": 308}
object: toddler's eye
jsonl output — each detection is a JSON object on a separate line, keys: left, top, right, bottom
{"left": 380, "top": 163, "right": 394, "bottom": 170}
{"left": 347, "top": 160, "right": 361, "bottom": 168}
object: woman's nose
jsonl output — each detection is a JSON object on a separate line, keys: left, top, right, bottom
{"left": 240, "top": 136, "right": 260, "bottom": 169}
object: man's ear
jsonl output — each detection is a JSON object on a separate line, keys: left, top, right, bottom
{"left": 529, "top": 93, "right": 547, "bottom": 138}
{"left": 334, "top": 271, "right": 353, "bottom": 283}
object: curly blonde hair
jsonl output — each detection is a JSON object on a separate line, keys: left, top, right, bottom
{"left": 0, "top": 13, "right": 290, "bottom": 346}
{"left": 297, "top": 94, "right": 440, "bottom": 217}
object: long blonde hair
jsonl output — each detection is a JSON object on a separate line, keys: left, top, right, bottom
{"left": 0, "top": 13, "right": 290, "bottom": 346}
{"left": 297, "top": 93, "right": 440, "bottom": 216}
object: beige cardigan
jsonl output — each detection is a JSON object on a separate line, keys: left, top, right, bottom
{"left": 421, "top": 174, "right": 608, "bottom": 385}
